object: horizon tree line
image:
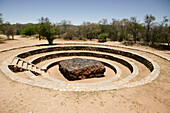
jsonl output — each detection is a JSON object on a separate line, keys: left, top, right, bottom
{"left": 0, "top": 13, "right": 169, "bottom": 46}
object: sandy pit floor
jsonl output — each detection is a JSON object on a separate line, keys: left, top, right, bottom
{"left": 0, "top": 35, "right": 170, "bottom": 113}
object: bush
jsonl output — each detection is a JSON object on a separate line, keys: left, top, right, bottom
{"left": 119, "top": 33, "right": 125, "bottom": 42}
{"left": 79, "top": 36, "right": 87, "bottom": 41}
{"left": 21, "top": 26, "right": 35, "bottom": 36}
{"left": 98, "top": 33, "right": 108, "bottom": 42}
{"left": 61, "top": 32, "right": 72, "bottom": 40}
{"left": 123, "top": 40, "right": 134, "bottom": 46}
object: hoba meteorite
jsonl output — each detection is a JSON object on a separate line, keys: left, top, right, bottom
{"left": 59, "top": 58, "right": 105, "bottom": 81}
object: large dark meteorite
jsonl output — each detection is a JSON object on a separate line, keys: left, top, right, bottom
{"left": 59, "top": 58, "right": 105, "bottom": 81}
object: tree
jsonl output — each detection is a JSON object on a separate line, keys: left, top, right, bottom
{"left": 119, "top": 18, "right": 130, "bottom": 41}
{"left": 9, "top": 25, "right": 16, "bottom": 39}
{"left": 167, "top": 26, "right": 170, "bottom": 46}
{"left": 38, "top": 17, "right": 55, "bottom": 45}
{"left": 15, "top": 23, "right": 23, "bottom": 35}
{"left": 21, "top": 25, "right": 35, "bottom": 36}
{"left": 144, "top": 14, "right": 155, "bottom": 43}
{"left": 2, "top": 22, "right": 16, "bottom": 39}
{"left": 150, "top": 23, "right": 159, "bottom": 45}
{"left": 0, "top": 13, "right": 3, "bottom": 33}
{"left": 98, "top": 19, "right": 109, "bottom": 33}
{"left": 82, "top": 22, "right": 100, "bottom": 40}
{"left": 60, "top": 19, "right": 71, "bottom": 32}
{"left": 98, "top": 33, "right": 108, "bottom": 42}
{"left": 0, "top": 13, "right": 2, "bottom": 25}
{"left": 159, "top": 16, "right": 169, "bottom": 46}
{"left": 35, "top": 24, "right": 41, "bottom": 40}
{"left": 129, "top": 17, "right": 142, "bottom": 43}
{"left": 62, "top": 27, "right": 77, "bottom": 40}
{"left": 35, "top": 17, "right": 50, "bottom": 41}
{"left": 109, "top": 19, "right": 119, "bottom": 41}
{"left": 54, "top": 26, "right": 63, "bottom": 36}
{"left": 2, "top": 22, "right": 10, "bottom": 38}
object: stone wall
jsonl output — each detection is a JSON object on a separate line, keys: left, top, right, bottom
{"left": 17, "top": 46, "right": 153, "bottom": 71}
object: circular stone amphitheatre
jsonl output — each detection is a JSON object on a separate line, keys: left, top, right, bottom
{"left": 0, "top": 43, "right": 160, "bottom": 91}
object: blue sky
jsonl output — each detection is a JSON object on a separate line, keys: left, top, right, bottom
{"left": 0, "top": 0, "right": 170, "bottom": 25}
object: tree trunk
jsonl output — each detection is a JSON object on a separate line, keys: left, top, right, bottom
{"left": 146, "top": 23, "right": 150, "bottom": 43}
{"left": 6, "top": 35, "right": 10, "bottom": 39}
{"left": 12, "top": 35, "right": 14, "bottom": 40}
{"left": 47, "top": 37, "right": 53, "bottom": 45}
{"left": 48, "top": 40, "right": 53, "bottom": 45}
{"left": 38, "top": 34, "right": 41, "bottom": 40}
{"left": 166, "top": 37, "right": 169, "bottom": 46}
{"left": 134, "top": 33, "right": 136, "bottom": 44}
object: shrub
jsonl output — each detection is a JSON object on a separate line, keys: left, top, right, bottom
{"left": 21, "top": 26, "right": 35, "bottom": 36}
{"left": 119, "top": 33, "right": 125, "bottom": 42}
{"left": 98, "top": 33, "right": 108, "bottom": 42}
{"left": 61, "top": 32, "right": 72, "bottom": 40}
{"left": 79, "top": 36, "right": 87, "bottom": 41}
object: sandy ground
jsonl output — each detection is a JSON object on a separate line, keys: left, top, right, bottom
{"left": 0, "top": 35, "right": 170, "bottom": 113}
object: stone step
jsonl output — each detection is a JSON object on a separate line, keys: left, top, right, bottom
{"left": 24, "top": 71, "right": 55, "bottom": 84}
{"left": 18, "top": 60, "right": 23, "bottom": 67}
{"left": 36, "top": 68, "right": 42, "bottom": 73}
{"left": 28, "top": 64, "right": 32, "bottom": 70}
{"left": 12, "top": 58, "right": 19, "bottom": 65}
{"left": 24, "top": 71, "right": 37, "bottom": 79}
{"left": 32, "top": 66, "right": 37, "bottom": 72}
{"left": 16, "top": 71, "right": 33, "bottom": 80}
{"left": 23, "top": 62, "right": 28, "bottom": 69}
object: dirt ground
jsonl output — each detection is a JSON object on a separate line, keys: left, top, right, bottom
{"left": 0, "top": 35, "right": 170, "bottom": 113}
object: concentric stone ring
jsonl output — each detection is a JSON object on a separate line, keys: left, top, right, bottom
{"left": 0, "top": 44, "right": 160, "bottom": 91}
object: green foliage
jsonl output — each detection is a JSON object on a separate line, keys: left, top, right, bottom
{"left": 82, "top": 22, "right": 100, "bottom": 40}
{"left": 119, "top": 33, "right": 125, "bottom": 42}
{"left": 108, "top": 19, "right": 119, "bottom": 41}
{"left": 21, "top": 25, "right": 35, "bottom": 36}
{"left": 129, "top": 17, "right": 143, "bottom": 43}
{"left": 38, "top": 17, "right": 56, "bottom": 44}
{"left": 15, "top": 23, "right": 23, "bottom": 35}
{"left": 40, "top": 24, "right": 55, "bottom": 44}
{"left": 16, "top": 30, "right": 20, "bottom": 35}
{"left": 98, "top": 33, "right": 108, "bottom": 42}
{"left": 98, "top": 19, "right": 109, "bottom": 33}
{"left": 1, "top": 14, "right": 169, "bottom": 48}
